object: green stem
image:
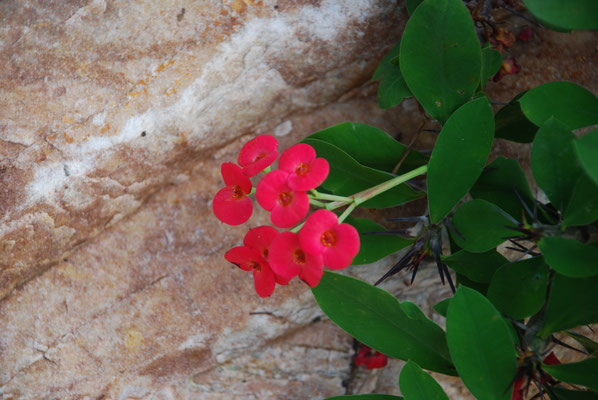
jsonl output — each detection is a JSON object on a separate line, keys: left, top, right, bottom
{"left": 310, "top": 190, "right": 353, "bottom": 203}
{"left": 326, "top": 165, "right": 428, "bottom": 211}
{"left": 309, "top": 198, "right": 327, "bottom": 208}
{"left": 290, "top": 222, "right": 304, "bottom": 234}
{"left": 338, "top": 202, "right": 357, "bottom": 223}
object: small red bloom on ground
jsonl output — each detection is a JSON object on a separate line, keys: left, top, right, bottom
{"left": 278, "top": 143, "right": 330, "bottom": 191}
{"left": 354, "top": 345, "right": 388, "bottom": 369}
{"left": 299, "top": 209, "right": 360, "bottom": 269}
{"left": 268, "top": 231, "right": 324, "bottom": 287}
{"left": 256, "top": 170, "right": 309, "bottom": 228}
{"left": 518, "top": 26, "right": 532, "bottom": 42}
{"left": 493, "top": 57, "right": 521, "bottom": 82}
{"left": 213, "top": 162, "right": 253, "bottom": 225}
{"left": 225, "top": 246, "right": 277, "bottom": 297}
{"left": 238, "top": 134, "right": 279, "bottom": 177}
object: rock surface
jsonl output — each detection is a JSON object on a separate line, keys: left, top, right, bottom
{"left": 1, "top": 0, "right": 598, "bottom": 398}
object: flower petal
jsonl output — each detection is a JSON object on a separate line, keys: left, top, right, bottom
{"left": 213, "top": 187, "right": 253, "bottom": 225}
{"left": 279, "top": 143, "right": 316, "bottom": 171}
{"left": 253, "top": 266, "right": 276, "bottom": 297}
{"left": 268, "top": 232, "right": 303, "bottom": 280}
{"left": 244, "top": 226, "right": 279, "bottom": 259}
{"left": 297, "top": 255, "right": 324, "bottom": 287}
{"left": 323, "top": 223, "right": 360, "bottom": 270}
{"left": 256, "top": 170, "right": 290, "bottom": 211}
{"left": 270, "top": 191, "right": 309, "bottom": 228}
{"left": 221, "top": 162, "right": 252, "bottom": 193}
{"left": 299, "top": 209, "right": 338, "bottom": 256}
{"left": 225, "top": 246, "right": 262, "bottom": 271}
{"left": 238, "top": 134, "right": 279, "bottom": 177}
{"left": 287, "top": 157, "right": 329, "bottom": 191}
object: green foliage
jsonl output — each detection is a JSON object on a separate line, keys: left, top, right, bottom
{"left": 450, "top": 199, "right": 514, "bottom": 253}
{"left": 399, "top": 361, "right": 449, "bottom": 400}
{"left": 427, "top": 98, "right": 494, "bottom": 223}
{"left": 575, "top": 129, "right": 598, "bottom": 186}
{"left": 325, "top": 396, "right": 403, "bottom": 400}
{"left": 543, "top": 358, "right": 598, "bottom": 392}
{"left": 303, "top": 138, "right": 423, "bottom": 208}
{"left": 312, "top": 272, "right": 456, "bottom": 375}
{"left": 344, "top": 216, "right": 412, "bottom": 265}
{"left": 446, "top": 287, "right": 518, "bottom": 400}
{"left": 443, "top": 249, "right": 507, "bottom": 283}
{"left": 487, "top": 257, "right": 549, "bottom": 319}
{"left": 522, "top": 0, "right": 598, "bottom": 30}
{"left": 400, "top": 0, "right": 481, "bottom": 123}
{"left": 480, "top": 46, "right": 502, "bottom": 88}
{"left": 494, "top": 93, "right": 538, "bottom": 143}
{"left": 373, "top": 42, "right": 411, "bottom": 109}
{"left": 563, "top": 173, "right": 598, "bottom": 227}
{"left": 538, "top": 236, "right": 598, "bottom": 277}
{"left": 531, "top": 117, "right": 581, "bottom": 211}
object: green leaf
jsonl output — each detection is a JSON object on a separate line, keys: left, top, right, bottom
{"left": 538, "top": 236, "right": 598, "bottom": 277}
{"left": 470, "top": 157, "right": 535, "bottom": 222}
{"left": 550, "top": 387, "right": 598, "bottom": 400}
{"left": 406, "top": 0, "right": 424, "bottom": 15}
{"left": 494, "top": 93, "right": 538, "bottom": 143}
{"left": 456, "top": 273, "right": 489, "bottom": 295}
{"left": 481, "top": 46, "right": 502, "bottom": 88}
{"left": 531, "top": 117, "right": 581, "bottom": 211}
{"left": 306, "top": 122, "right": 427, "bottom": 174}
{"left": 428, "top": 97, "right": 495, "bottom": 223}
{"left": 487, "top": 257, "right": 549, "bottom": 319}
{"left": 400, "top": 0, "right": 481, "bottom": 123}
{"left": 520, "top": 82, "right": 598, "bottom": 130}
{"left": 344, "top": 216, "right": 413, "bottom": 265}
{"left": 399, "top": 360, "right": 450, "bottom": 400}
{"left": 575, "top": 129, "right": 598, "bottom": 186}
{"left": 443, "top": 249, "right": 508, "bottom": 283}
{"left": 450, "top": 199, "right": 515, "bottom": 253}
{"left": 325, "top": 396, "right": 403, "bottom": 400}
{"left": 543, "top": 358, "right": 598, "bottom": 392}
{"left": 521, "top": 0, "right": 598, "bottom": 30}
{"left": 433, "top": 298, "right": 451, "bottom": 317}
{"left": 373, "top": 41, "right": 412, "bottom": 109}
{"left": 540, "top": 273, "right": 598, "bottom": 336}
{"left": 565, "top": 331, "right": 598, "bottom": 356}
{"left": 563, "top": 173, "right": 598, "bottom": 227}
{"left": 303, "top": 138, "right": 424, "bottom": 209}
{"left": 312, "top": 271, "right": 456, "bottom": 375}
{"left": 446, "top": 286, "right": 518, "bottom": 400}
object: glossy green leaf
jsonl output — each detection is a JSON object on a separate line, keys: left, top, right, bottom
{"left": 540, "top": 273, "right": 598, "bottom": 336}
{"left": 521, "top": 0, "right": 598, "bottom": 30}
{"left": 325, "top": 396, "right": 403, "bottom": 400}
{"left": 433, "top": 298, "right": 451, "bottom": 318}
{"left": 344, "top": 216, "right": 412, "bottom": 265}
{"left": 303, "top": 138, "right": 423, "bottom": 209}
{"left": 565, "top": 331, "right": 598, "bottom": 356}
{"left": 563, "top": 173, "right": 598, "bottom": 227}
{"left": 450, "top": 199, "right": 514, "bottom": 253}
{"left": 399, "top": 360, "right": 449, "bottom": 400}
{"left": 428, "top": 98, "right": 495, "bottom": 223}
{"left": 406, "top": 0, "right": 423, "bottom": 15}
{"left": 481, "top": 46, "right": 502, "bottom": 88}
{"left": 494, "top": 93, "right": 538, "bottom": 143}
{"left": 400, "top": 0, "right": 481, "bottom": 123}
{"left": 456, "top": 272, "right": 489, "bottom": 295}
{"left": 312, "top": 271, "right": 456, "bottom": 375}
{"left": 470, "top": 157, "right": 534, "bottom": 222}
{"left": 373, "top": 41, "right": 411, "bottom": 109}
{"left": 443, "top": 249, "right": 508, "bottom": 283}
{"left": 446, "top": 286, "right": 517, "bottom": 400}
{"left": 487, "top": 257, "right": 549, "bottom": 319}
{"left": 575, "top": 129, "right": 598, "bottom": 186}
{"left": 531, "top": 117, "right": 581, "bottom": 211}
{"left": 538, "top": 236, "right": 598, "bottom": 277}
{"left": 520, "top": 82, "right": 598, "bottom": 130}
{"left": 543, "top": 358, "right": 598, "bottom": 392}
{"left": 550, "top": 387, "right": 598, "bottom": 400}
{"left": 306, "top": 122, "right": 427, "bottom": 174}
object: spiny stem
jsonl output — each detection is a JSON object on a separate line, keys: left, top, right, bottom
{"left": 338, "top": 202, "right": 357, "bottom": 223}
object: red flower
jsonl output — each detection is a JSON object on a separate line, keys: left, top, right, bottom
{"left": 245, "top": 226, "right": 290, "bottom": 285}
{"left": 256, "top": 170, "right": 309, "bottom": 228}
{"left": 354, "top": 345, "right": 388, "bottom": 369}
{"left": 299, "top": 210, "right": 360, "bottom": 269}
{"left": 543, "top": 351, "right": 560, "bottom": 366}
{"left": 511, "top": 375, "right": 525, "bottom": 400}
{"left": 493, "top": 57, "right": 521, "bottom": 82}
{"left": 518, "top": 26, "right": 532, "bottom": 42}
{"left": 238, "top": 134, "right": 279, "bottom": 177}
{"left": 225, "top": 246, "right": 276, "bottom": 297}
{"left": 213, "top": 163, "right": 253, "bottom": 225}
{"left": 268, "top": 232, "right": 324, "bottom": 287}
{"left": 278, "top": 143, "right": 329, "bottom": 191}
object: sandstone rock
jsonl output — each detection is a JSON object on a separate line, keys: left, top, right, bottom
{"left": 1, "top": 0, "right": 598, "bottom": 398}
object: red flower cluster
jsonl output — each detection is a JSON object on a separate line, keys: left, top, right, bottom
{"left": 354, "top": 345, "right": 388, "bottom": 369}
{"left": 215, "top": 135, "right": 360, "bottom": 297}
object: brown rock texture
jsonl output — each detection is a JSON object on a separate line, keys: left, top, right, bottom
{"left": 1, "top": 0, "right": 598, "bottom": 398}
